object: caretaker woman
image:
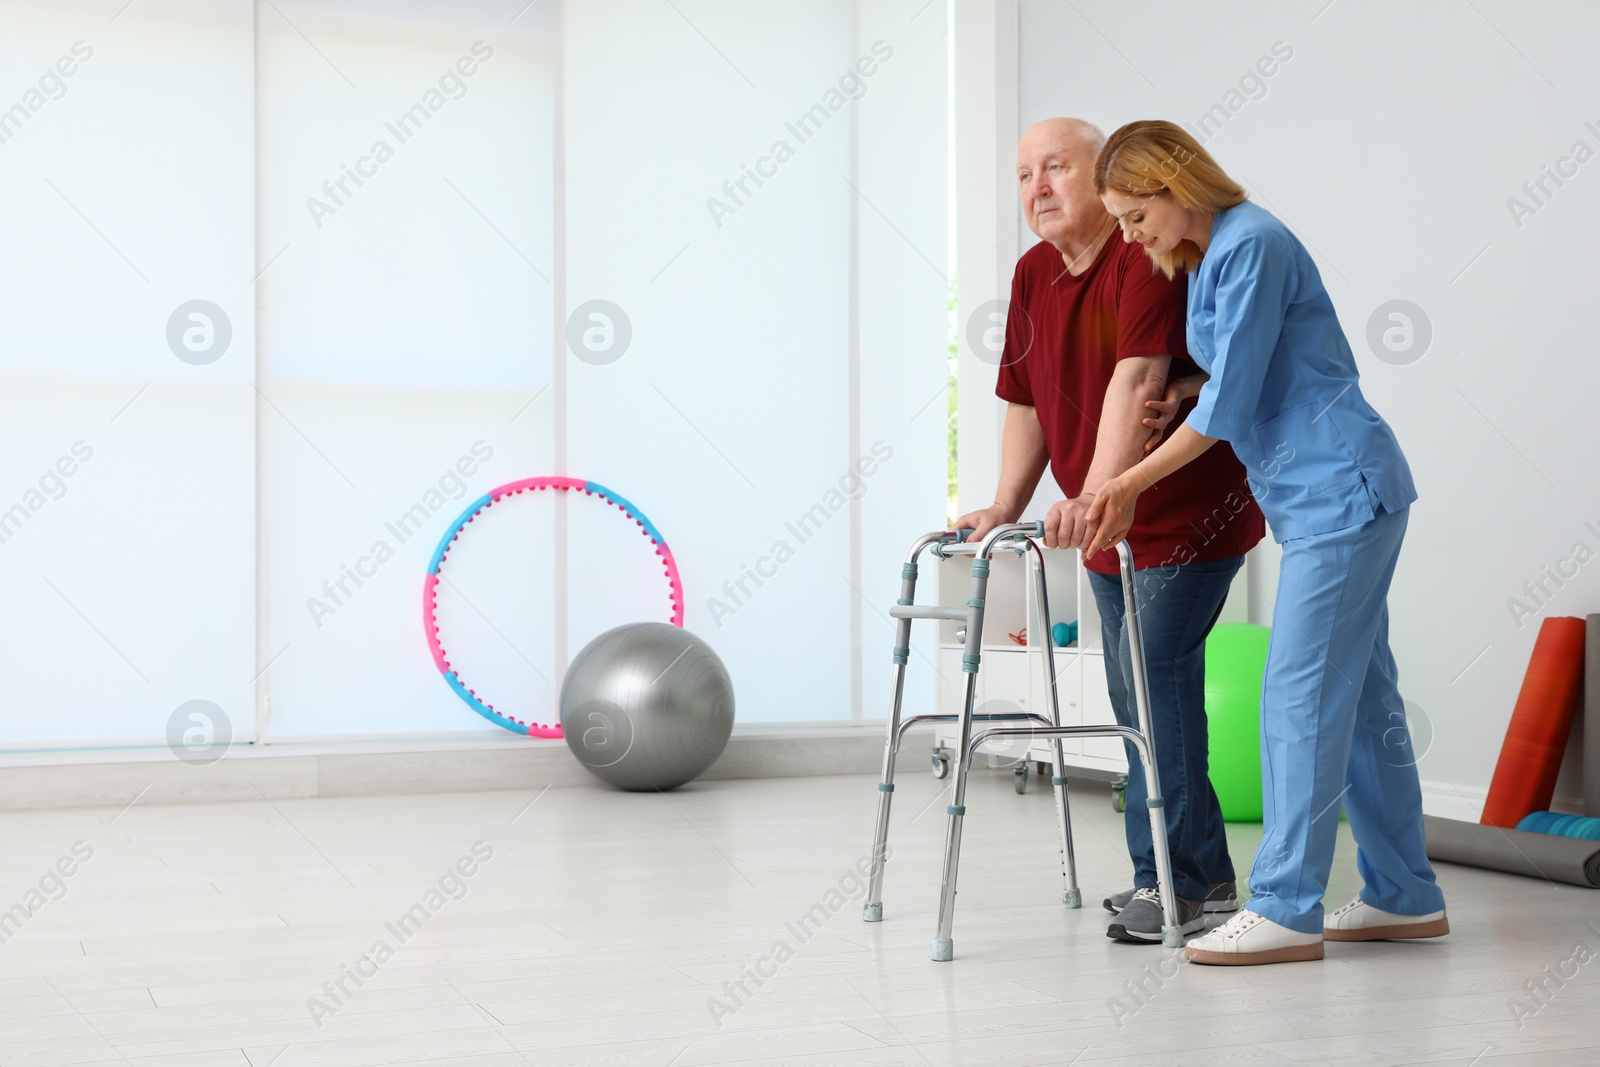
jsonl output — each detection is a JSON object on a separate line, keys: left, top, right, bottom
{"left": 1080, "top": 120, "right": 1448, "bottom": 966}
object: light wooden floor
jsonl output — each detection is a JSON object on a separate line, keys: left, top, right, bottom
{"left": 0, "top": 768, "right": 1596, "bottom": 1066}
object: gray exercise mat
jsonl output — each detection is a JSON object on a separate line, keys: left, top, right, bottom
{"left": 1424, "top": 815, "right": 1600, "bottom": 888}
{"left": 1587, "top": 614, "right": 1598, "bottom": 817}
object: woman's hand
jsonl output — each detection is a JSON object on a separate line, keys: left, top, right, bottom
{"left": 1082, "top": 474, "right": 1141, "bottom": 560}
{"left": 1141, "top": 393, "right": 1180, "bottom": 456}
{"left": 1141, "top": 373, "right": 1207, "bottom": 455}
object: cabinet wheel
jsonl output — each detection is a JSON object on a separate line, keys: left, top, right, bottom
{"left": 931, "top": 748, "right": 949, "bottom": 779}
{"left": 1013, "top": 763, "right": 1029, "bottom": 794}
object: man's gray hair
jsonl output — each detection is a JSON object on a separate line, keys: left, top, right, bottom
{"left": 1023, "top": 117, "right": 1106, "bottom": 156}
{"left": 1060, "top": 117, "right": 1106, "bottom": 154}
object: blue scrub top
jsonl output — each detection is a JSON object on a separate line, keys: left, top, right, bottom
{"left": 1185, "top": 200, "right": 1415, "bottom": 543}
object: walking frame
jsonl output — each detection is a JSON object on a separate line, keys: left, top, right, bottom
{"left": 862, "top": 522, "right": 1184, "bottom": 959}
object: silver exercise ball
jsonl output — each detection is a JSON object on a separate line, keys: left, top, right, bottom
{"left": 560, "top": 622, "right": 735, "bottom": 791}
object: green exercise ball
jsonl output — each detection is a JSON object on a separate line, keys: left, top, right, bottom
{"left": 1203, "top": 622, "right": 1270, "bottom": 822}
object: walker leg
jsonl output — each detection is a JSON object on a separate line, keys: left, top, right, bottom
{"left": 1028, "top": 542, "right": 1079, "bottom": 908}
{"left": 1053, "top": 745, "right": 1080, "bottom": 909}
{"left": 863, "top": 680, "right": 901, "bottom": 922}
{"left": 931, "top": 554, "right": 992, "bottom": 961}
{"left": 864, "top": 560, "right": 921, "bottom": 922}
{"left": 931, "top": 672, "right": 979, "bottom": 960}
{"left": 1118, "top": 542, "right": 1183, "bottom": 947}
{"left": 1144, "top": 776, "right": 1182, "bottom": 946}
{"left": 863, "top": 664, "right": 905, "bottom": 922}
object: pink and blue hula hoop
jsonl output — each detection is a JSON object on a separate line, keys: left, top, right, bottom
{"left": 423, "top": 477, "right": 684, "bottom": 739}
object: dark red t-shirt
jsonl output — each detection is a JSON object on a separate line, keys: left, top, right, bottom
{"left": 997, "top": 235, "right": 1265, "bottom": 575}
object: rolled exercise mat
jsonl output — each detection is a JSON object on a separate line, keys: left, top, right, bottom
{"left": 1587, "top": 614, "right": 1599, "bottom": 817}
{"left": 1516, "top": 810, "right": 1600, "bottom": 841}
{"left": 1425, "top": 815, "right": 1600, "bottom": 888}
{"left": 1480, "top": 616, "right": 1587, "bottom": 827}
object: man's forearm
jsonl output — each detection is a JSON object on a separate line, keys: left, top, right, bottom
{"left": 1080, "top": 357, "right": 1170, "bottom": 493}
{"left": 993, "top": 403, "right": 1049, "bottom": 515}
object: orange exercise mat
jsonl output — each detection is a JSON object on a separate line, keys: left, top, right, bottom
{"left": 1481, "top": 616, "right": 1587, "bottom": 828}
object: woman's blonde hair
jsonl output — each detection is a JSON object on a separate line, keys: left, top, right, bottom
{"left": 1093, "top": 120, "right": 1247, "bottom": 279}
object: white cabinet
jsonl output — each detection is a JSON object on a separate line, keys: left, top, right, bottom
{"left": 930, "top": 545, "right": 1128, "bottom": 779}
{"left": 1076, "top": 650, "right": 1126, "bottom": 766}
{"left": 933, "top": 646, "right": 1038, "bottom": 767}
{"left": 976, "top": 648, "right": 1036, "bottom": 766}
{"left": 1041, "top": 648, "right": 1081, "bottom": 758}
{"left": 981, "top": 648, "right": 1033, "bottom": 712}
{"left": 937, "top": 647, "right": 968, "bottom": 721}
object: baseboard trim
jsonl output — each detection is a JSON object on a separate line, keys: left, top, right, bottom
{"left": 1420, "top": 780, "right": 1487, "bottom": 822}
{"left": 0, "top": 724, "right": 889, "bottom": 812}
{"left": 1419, "top": 779, "right": 1585, "bottom": 823}
{"left": 7, "top": 737, "right": 1580, "bottom": 820}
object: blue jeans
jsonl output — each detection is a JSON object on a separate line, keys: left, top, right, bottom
{"left": 1088, "top": 556, "right": 1244, "bottom": 903}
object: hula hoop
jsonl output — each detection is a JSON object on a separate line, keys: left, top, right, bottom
{"left": 423, "top": 477, "right": 683, "bottom": 738}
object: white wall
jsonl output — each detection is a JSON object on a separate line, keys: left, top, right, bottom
{"left": 0, "top": 0, "right": 256, "bottom": 746}
{"left": 256, "top": 0, "right": 559, "bottom": 739}
{"left": 854, "top": 2, "right": 951, "bottom": 721}
{"left": 0, "top": 0, "right": 948, "bottom": 751}
{"left": 952, "top": 0, "right": 1017, "bottom": 527}
{"left": 1000, "top": 0, "right": 1600, "bottom": 810}
{"left": 562, "top": 0, "right": 946, "bottom": 726}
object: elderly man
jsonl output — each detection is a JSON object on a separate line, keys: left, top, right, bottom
{"left": 955, "top": 118, "right": 1264, "bottom": 942}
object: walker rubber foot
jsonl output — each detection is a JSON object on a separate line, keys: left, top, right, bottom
{"left": 1161, "top": 925, "right": 1183, "bottom": 948}
{"left": 931, "top": 938, "right": 953, "bottom": 962}
{"left": 862, "top": 901, "right": 883, "bottom": 923}
{"left": 1062, "top": 888, "right": 1082, "bottom": 909}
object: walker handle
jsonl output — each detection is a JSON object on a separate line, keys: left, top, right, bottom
{"left": 947, "top": 523, "right": 1045, "bottom": 541}
{"left": 993, "top": 521, "right": 1046, "bottom": 540}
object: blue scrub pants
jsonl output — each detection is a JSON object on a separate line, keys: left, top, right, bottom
{"left": 1246, "top": 505, "right": 1446, "bottom": 934}
{"left": 1089, "top": 555, "right": 1243, "bottom": 903}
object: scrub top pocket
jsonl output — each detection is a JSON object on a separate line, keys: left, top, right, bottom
{"left": 1244, "top": 399, "right": 1377, "bottom": 541}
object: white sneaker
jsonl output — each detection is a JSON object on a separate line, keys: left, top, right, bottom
{"left": 1185, "top": 908, "right": 1323, "bottom": 966}
{"left": 1323, "top": 897, "right": 1449, "bottom": 942}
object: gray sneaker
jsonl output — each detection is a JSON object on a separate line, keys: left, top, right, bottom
{"left": 1104, "top": 880, "right": 1239, "bottom": 915}
{"left": 1106, "top": 888, "right": 1206, "bottom": 942}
